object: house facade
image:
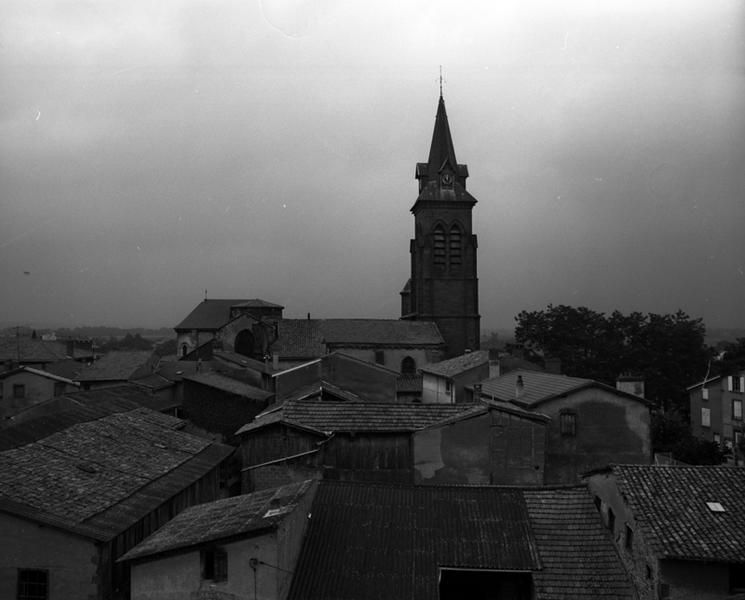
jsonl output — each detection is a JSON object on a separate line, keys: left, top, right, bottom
{"left": 420, "top": 350, "right": 489, "bottom": 404}
{"left": 477, "top": 370, "right": 653, "bottom": 483}
{"left": 0, "top": 366, "right": 78, "bottom": 422}
{"left": 688, "top": 370, "right": 745, "bottom": 460}
{"left": 586, "top": 464, "right": 745, "bottom": 600}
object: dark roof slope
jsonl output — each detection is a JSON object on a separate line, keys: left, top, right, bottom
{"left": 524, "top": 487, "right": 634, "bottom": 599}
{"left": 0, "top": 337, "right": 68, "bottom": 363}
{"left": 120, "top": 480, "right": 315, "bottom": 561}
{"left": 237, "top": 399, "right": 476, "bottom": 435}
{"left": 0, "top": 408, "right": 233, "bottom": 541}
{"left": 613, "top": 464, "right": 745, "bottom": 562}
{"left": 184, "top": 371, "right": 273, "bottom": 401}
{"left": 76, "top": 351, "right": 156, "bottom": 382}
{"left": 288, "top": 481, "right": 540, "bottom": 600}
{"left": 420, "top": 350, "right": 488, "bottom": 378}
{"left": 479, "top": 369, "right": 649, "bottom": 407}
{"left": 272, "top": 319, "right": 444, "bottom": 359}
{"left": 175, "top": 298, "right": 282, "bottom": 331}
{"left": 288, "top": 481, "right": 633, "bottom": 600}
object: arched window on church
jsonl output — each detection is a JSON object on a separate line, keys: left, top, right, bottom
{"left": 449, "top": 224, "right": 462, "bottom": 268}
{"left": 433, "top": 225, "right": 446, "bottom": 268}
{"left": 181, "top": 344, "right": 188, "bottom": 358}
{"left": 401, "top": 356, "right": 417, "bottom": 375}
{"left": 234, "top": 329, "right": 256, "bottom": 359}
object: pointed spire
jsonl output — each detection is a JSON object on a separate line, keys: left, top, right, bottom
{"left": 427, "top": 94, "right": 458, "bottom": 173}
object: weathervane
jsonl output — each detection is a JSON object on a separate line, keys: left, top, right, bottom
{"left": 439, "top": 65, "right": 444, "bottom": 97}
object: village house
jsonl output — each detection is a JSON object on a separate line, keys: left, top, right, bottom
{"left": 120, "top": 480, "right": 317, "bottom": 600}
{"left": 473, "top": 369, "right": 653, "bottom": 483}
{"left": 586, "top": 464, "right": 745, "bottom": 600}
{"left": 0, "top": 365, "right": 79, "bottom": 423}
{"left": 0, "top": 402, "right": 234, "bottom": 599}
{"left": 420, "top": 349, "right": 489, "bottom": 403}
{"left": 413, "top": 400, "right": 549, "bottom": 485}
{"left": 287, "top": 479, "right": 635, "bottom": 599}
{"left": 688, "top": 370, "right": 745, "bottom": 461}
{"left": 236, "top": 394, "right": 474, "bottom": 491}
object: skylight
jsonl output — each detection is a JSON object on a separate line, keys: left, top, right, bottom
{"left": 706, "top": 502, "right": 725, "bottom": 512}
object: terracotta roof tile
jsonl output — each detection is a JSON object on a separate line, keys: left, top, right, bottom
{"left": 420, "top": 350, "right": 488, "bottom": 378}
{"left": 76, "top": 351, "right": 156, "bottom": 382}
{"left": 120, "top": 480, "right": 315, "bottom": 561}
{"left": 612, "top": 464, "right": 745, "bottom": 562}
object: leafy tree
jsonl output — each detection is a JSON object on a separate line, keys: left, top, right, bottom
{"left": 514, "top": 305, "right": 711, "bottom": 412}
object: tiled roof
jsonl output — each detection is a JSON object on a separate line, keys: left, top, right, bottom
{"left": 43, "top": 358, "right": 84, "bottom": 380}
{"left": 175, "top": 299, "right": 280, "bottom": 331}
{"left": 288, "top": 481, "right": 632, "bottom": 600}
{"left": 524, "top": 487, "right": 634, "bottom": 599}
{"left": 0, "top": 408, "right": 233, "bottom": 541}
{"left": 396, "top": 374, "right": 423, "bottom": 393}
{"left": 0, "top": 365, "right": 77, "bottom": 385}
{"left": 420, "top": 350, "right": 489, "bottom": 378}
{"left": 76, "top": 351, "right": 156, "bottom": 382}
{"left": 0, "top": 338, "right": 69, "bottom": 363}
{"left": 272, "top": 319, "right": 444, "bottom": 359}
{"left": 423, "top": 401, "right": 550, "bottom": 430}
{"left": 612, "top": 465, "right": 745, "bottom": 562}
{"left": 288, "top": 481, "right": 540, "bottom": 600}
{"left": 0, "top": 384, "right": 181, "bottom": 449}
{"left": 236, "top": 399, "right": 476, "bottom": 435}
{"left": 477, "top": 369, "right": 649, "bottom": 408}
{"left": 213, "top": 350, "right": 277, "bottom": 373}
{"left": 184, "top": 371, "right": 273, "bottom": 401}
{"left": 120, "top": 480, "right": 315, "bottom": 562}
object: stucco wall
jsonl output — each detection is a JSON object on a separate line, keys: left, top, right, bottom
{"left": 414, "top": 410, "right": 546, "bottom": 485}
{"left": 0, "top": 513, "right": 99, "bottom": 600}
{"left": 421, "top": 373, "right": 453, "bottom": 404}
{"left": 328, "top": 347, "right": 437, "bottom": 373}
{"left": 131, "top": 534, "right": 279, "bottom": 600}
{"left": 542, "top": 388, "right": 651, "bottom": 484}
{"left": 321, "top": 354, "right": 398, "bottom": 402}
{"left": 0, "top": 371, "right": 76, "bottom": 420}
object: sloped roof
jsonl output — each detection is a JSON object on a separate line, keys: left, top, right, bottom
{"left": 612, "top": 464, "right": 745, "bottom": 562}
{"left": 237, "top": 398, "right": 476, "bottom": 435}
{"left": 76, "top": 351, "right": 156, "bottom": 382}
{"left": 288, "top": 481, "right": 632, "bottom": 600}
{"left": 0, "top": 365, "right": 77, "bottom": 385}
{"left": 396, "top": 374, "right": 423, "bottom": 393}
{"left": 477, "top": 369, "right": 649, "bottom": 408}
{"left": 0, "top": 337, "right": 68, "bottom": 363}
{"left": 422, "top": 401, "right": 550, "bottom": 430}
{"left": 120, "top": 480, "right": 315, "bottom": 562}
{"left": 174, "top": 298, "right": 281, "bottom": 331}
{"left": 213, "top": 350, "right": 278, "bottom": 374}
{"left": 43, "top": 358, "right": 84, "bottom": 380}
{"left": 420, "top": 350, "right": 489, "bottom": 378}
{"left": 0, "top": 384, "right": 181, "bottom": 449}
{"left": 184, "top": 371, "right": 273, "bottom": 401}
{"left": 524, "top": 487, "right": 634, "bottom": 599}
{"left": 272, "top": 319, "right": 444, "bottom": 359}
{"left": 0, "top": 408, "right": 233, "bottom": 541}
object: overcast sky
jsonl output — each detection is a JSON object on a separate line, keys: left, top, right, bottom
{"left": 2, "top": 1, "right": 744, "bottom": 332}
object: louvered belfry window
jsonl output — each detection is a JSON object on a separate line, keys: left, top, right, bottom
{"left": 433, "top": 225, "right": 446, "bottom": 267}
{"left": 449, "top": 224, "right": 462, "bottom": 267}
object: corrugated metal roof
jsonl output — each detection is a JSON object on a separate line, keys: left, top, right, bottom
{"left": 120, "top": 480, "right": 315, "bottom": 561}
{"left": 612, "top": 464, "right": 745, "bottom": 562}
{"left": 420, "top": 350, "right": 489, "bottom": 378}
{"left": 0, "top": 407, "right": 233, "bottom": 541}
{"left": 288, "top": 481, "right": 540, "bottom": 600}
{"left": 236, "top": 399, "right": 476, "bottom": 435}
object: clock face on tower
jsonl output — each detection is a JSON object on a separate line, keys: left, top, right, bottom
{"left": 441, "top": 173, "right": 453, "bottom": 186}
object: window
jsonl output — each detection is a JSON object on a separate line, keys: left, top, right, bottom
{"left": 433, "top": 225, "right": 446, "bottom": 267}
{"left": 701, "top": 407, "right": 711, "bottom": 428}
{"left": 714, "top": 433, "right": 721, "bottom": 444}
{"left": 445, "top": 380, "right": 452, "bottom": 394}
{"left": 17, "top": 569, "right": 48, "bottom": 600}
{"left": 607, "top": 507, "right": 616, "bottom": 532}
{"left": 374, "top": 350, "right": 385, "bottom": 365}
{"left": 449, "top": 224, "right": 462, "bottom": 267}
{"left": 181, "top": 344, "right": 188, "bottom": 358}
{"left": 734, "top": 399, "right": 743, "bottom": 421}
{"left": 734, "top": 377, "right": 742, "bottom": 393}
{"left": 13, "top": 384, "right": 25, "bottom": 399}
{"left": 401, "top": 356, "right": 416, "bottom": 376}
{"left": 201, "top": 547, "right": 227, "bottom": 582}
{"left": 560, "top": 411, "right": 576, "bottom": 436}
{"left": 702, "top": 387, "right": 709, "bottom": 401}
{"left": 53, "top": 381, "right": 65, "bottom": 397}
{"left": 625, "top": 525, "right": 634, "bottom": 550}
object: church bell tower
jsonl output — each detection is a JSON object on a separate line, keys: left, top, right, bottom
{"left": 400, "top": 93, "right": 480, "bottom": 358}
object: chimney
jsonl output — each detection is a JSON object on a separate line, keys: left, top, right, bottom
{"left": 272, "top": 353, "right": 279, "bottom": 371}
{"left": 66, "top": 339, "right": 75, "bottom": 359}
{"left": 307, "top": 312, "right": 311, "bottom": 320}
{"left": 473, "top": 383, "right": 482, "bottom": 403}
{"left": 515, "top": 375, "right": 525, "bottom": 400}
